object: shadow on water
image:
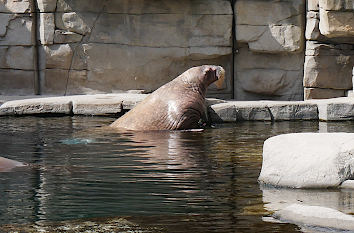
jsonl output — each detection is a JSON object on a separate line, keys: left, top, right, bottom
{"left": 1, "top": 117, "right": 354, "bottom": 232}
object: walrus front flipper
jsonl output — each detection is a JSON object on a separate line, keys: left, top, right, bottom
{"left": 0, "top": 156, "right": 27, "bottom": 172}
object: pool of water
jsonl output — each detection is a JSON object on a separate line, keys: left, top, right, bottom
{"left": 1, "top": 116, "right": 354, "bottom": 232}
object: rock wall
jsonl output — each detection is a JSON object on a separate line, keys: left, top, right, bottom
{"left": 0, "top": 0, "right": 34, "bottom": 95}
{"left": 304, "top": 0, "right": 354, "bottom": 99}
{"left": 234, "top": 0, "right": 305, "bottom": 101}
{"left": 1, "top": 0, "right": 353, "bottom": 100}
{"left": 37, "top": 0, "right": 233, "bottom": 98}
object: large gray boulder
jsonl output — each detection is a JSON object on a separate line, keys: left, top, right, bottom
{"left": 258, "top": 133, "right": 354, "bottom": 188}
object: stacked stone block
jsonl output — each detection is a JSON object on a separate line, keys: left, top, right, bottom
{"left": 304, "top": 0, "right": 354, "bottom": 99}
{"left": 0, "top": 0, "right": 34, "bottom": 95}
{"left": 36, "top": 0, "right": 233, "bottom": 98}
{"left": 234, "top": 0, "right": 305, "bottom": 101}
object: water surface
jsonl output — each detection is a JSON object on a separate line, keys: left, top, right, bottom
{"left": 1, "top": 117, "right": 354, "bottom": 232}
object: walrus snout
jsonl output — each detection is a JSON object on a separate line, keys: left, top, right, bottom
{"left": 214, "top": 66, "right": 225, "bottom": 89}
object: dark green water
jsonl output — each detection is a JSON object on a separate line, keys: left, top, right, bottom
{"left": 1, "top": 117, "right": 354, "bottom": 232}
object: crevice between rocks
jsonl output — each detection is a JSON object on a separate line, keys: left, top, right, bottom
{"left": 230, "top": 0, "right": 236, "bottom": 99}
{"left": 64, "top": 1, "right": 108, "bottom": 96}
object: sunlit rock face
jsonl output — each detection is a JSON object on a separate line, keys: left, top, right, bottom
{"left": 258, "top": 133, "right": 354, "bottom": 188}
{"left": 234, "top": 0, "right": 305, "bottom": 101}
{"left": 304, "top": 0, "right": 354, "bottom": 99}
{"left": 1, "top": 0, "right": 354, "bottom": 101}
{"left": 33, "top": 0, "right": 234, "bottom": 99}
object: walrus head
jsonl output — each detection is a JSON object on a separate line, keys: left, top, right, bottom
{"left": 182, "top": 65, "right": 225, "bottom": 92}
{"left": 199, "top": 65, "right": 225, "bottom": 90}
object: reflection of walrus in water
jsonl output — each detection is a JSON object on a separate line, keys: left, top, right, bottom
{"left": 0, "top": 156, "right": 27, "bottom": 172}
{"left": 110, "top": 65, "right": 225, "bottom": 131}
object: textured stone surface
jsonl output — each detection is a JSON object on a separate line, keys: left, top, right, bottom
{"left": 315, "top": 98, "right": 354, "bottom": 120}
{"left": 0, "top": 16, "right": 32, "bottom": 46}
{"left": 235, "top": 45, "right": 304, "bottom": 101}
{"left": 54, "top": 30, "right": 83, "bottom": 43}
{"left": 89, "top": 13, "right": 232, "bottom": 47}
{"left": 208, "top": 101, "right": 272, "bottom": 122}
{"left": 304, "top": 55, "right": 353, "bottom": 89}
{"left": 305, "top": 41, "right": 354, "bottom": 56}
{"left": 71, "top": 93, "right": 148, "bottom": 115}
{"left": 304, "top": 87, "right": 345, "bottom": 99}
{"left": 208, "top": 102, "right": 237, "bottom": 122}
{"left": 0, "top": 46, "right": 33, "bottom": 70}
{"left": 7, "top": 46, "right": 33, "bottom": 69}
{"left": 0, "top": 14, "right": 13, "bottom": 36}
{"left": 304, "top": 42, "right": 354, "bottom": 90}
{"left": 0, "top": 69, "right": 34, "bottom": 95}
{"left": 341, "top": 180, "right": 354, "bottom": 189}
{"left": 319, "top": 9, "right": 354, "bottom": 39}
{"left": 56, "top": 0, "right": 232, "bottom": 14}
{"left": 41, "top": 44, "right": 73, "bottom": 69}
{"left": 234, "top": 0, "right": 305, "bottom": 101}
{"left": 40, "top": 69, "right": 75, "bottom": 95}
{"left": 37, "top": 0, "right": 57, "bottom": 12}
{"left": 319, "top": 0, "right": 354, "bottom": 10}
{"left": 0, "top": 94, "right": 149, "bottom": 116}
{"left": 235, "top": 0, "right": 304, "bottom": 26}
{"left": 259, "top": 133, "right": 354, "bottom": 188}
{"left": 210, "top": 101, "right": 319, "bottom": 122}
{"left": 235, "top": 0, "right": 305, "bottom": 54}
{"left": 55, "top": 12, "right": 95, "bottom": 35}
{"left": 0, "top": 0, "right": 30, "bottom": 13}
{"left": 0, "top": 96, "right": 72, "bottom": 115}
{"left": 39, "top": 13, "right": 54, "bottom": 45}
{"left": 268, "top": 102, "right": 318, "bottom": 120}
{"left": 305, "top": 12, "right": 320, "bottom": 40}
{"left": 81, "top": 43, "right": 232, "bottom": 97}
{"left": 236, "top": 46, "right": 304, "bottom": 71}
{"left": 72, "top": 96, "right": 122, "bottom": 115}
{"left": 237, "top": 70, "right": 303, "bottom": 97}
{"left": 307, "top": 0, "right": 319, "bottom": 11}
{"left": 247, "top": 25, "right": 303, "bottom": 53}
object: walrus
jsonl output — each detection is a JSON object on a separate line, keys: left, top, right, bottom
{"left": 110, "top": 65, "right": 225, "bottom": 131}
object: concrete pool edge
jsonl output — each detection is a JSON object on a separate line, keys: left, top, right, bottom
{"left": 1, "top": 94, "right": 354, "bottom": 122}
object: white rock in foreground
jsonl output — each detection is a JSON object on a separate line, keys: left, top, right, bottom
{"left": 275, "top": 204, "right": 354, "bottom": 231}
{"left": 258, "top": 133, "right": 354, "bottom": 188}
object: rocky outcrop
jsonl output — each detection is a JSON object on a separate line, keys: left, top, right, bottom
{"left": 304, "top": 0, "right": 354, "bottom": 99}
{"left": 234, "top": 0, "right": 305, "bottom": 101}
{"left": 258, "top": 133, "right": 354, "bottom": 188}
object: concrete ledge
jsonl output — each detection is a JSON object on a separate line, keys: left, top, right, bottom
{"left": 0, "top": 94, "right": 148, "bottom": 116}
{"left": 208, "top": 100, "right": 319, "bottom": 122}
{"left": 0, "top": 96, "right": 73, "bottom": 115}
{"left": 1, "top": 95, "right": 354, "bottom": 122}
